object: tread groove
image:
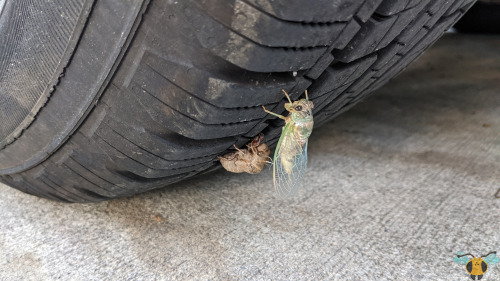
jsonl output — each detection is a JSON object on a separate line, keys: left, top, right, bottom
{"left": 62, "top": 163, "right": 112, "bottom": 197}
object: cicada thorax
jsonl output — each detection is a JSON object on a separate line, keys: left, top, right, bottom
{"left": 287, "top": 99, "right": 314, "bottom": 140}
{"left": 291, "top": 112, "right": 314, "bottom": 146}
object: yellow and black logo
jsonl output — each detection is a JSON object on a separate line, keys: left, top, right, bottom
{"left": 454, "top": 251, "right": 499, "bottom": 280}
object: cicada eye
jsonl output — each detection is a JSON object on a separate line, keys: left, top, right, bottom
{"left": 295, "top": 105, "right": 302, "bottom": 111}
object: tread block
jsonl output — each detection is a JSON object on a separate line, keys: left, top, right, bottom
{"left": 374, "top": 28, "right": 427, "bottom": 75}
{"left": 316, "top": 4, "right": 470, "bottom": 130}
{"left": 44, "top": 160, "right": 113, "bottom": 200}
{"left": 243, "top": 0, "right": 364, "bottom": 22}
{"left": 398, "top": 28, "right": 429, "bottom": 56}
{"left": 38, "top": 165, "right": 103, "bottom": 202}
{"left": 97, "top": 122, "right": 214, "bottom": 170}
{"left": 444, "top": 0, "right": 468, "bottom": 16}
{"left": 110, "top": 164, "right": 210, "bottom": 188}
{"left": 140, "top": 51, "right": 304, "bottom": 108}
{"left": 101, "top": 84, "right": 237, "bottom": 161}
{"left": 29, "top": 171, "right": 79, "bottom": 202}
{"left": 102, "top": 117, "right": 224, "bottom": 165}
{"left": 333, "top": 15, "right": 398, "bottom": 63}
{"left": 0, "top": 175, "right": 36, "bottom": 197}
{"left": 21, "top": 177, "right": 74, "bottom": 202}
{"left": 94, "top": 134, "right": 214, "bottom": 179}
{"left": 320, "top": 94, "right": 353, "bottom": 117}
{"left": 196, "top": 0, "right": 347, "bottom": 48}
{"left": 336, "top": 0, "right": 434, "bottom": 63}
{"left": 306, "top": 53, "right": 334, "bottom": 80}
{"left": 133, "top": 85, "right": 260, "bottom": 139}
{"left": 375, "top": 0, "right": 431, "bottom": 49}
{"left": 185, "top": 5, "right": 327, "bottom": 72}
{"left": 370, "top": 43, "right": 404, "bottom": 70}
{"left": 406, "top": 0, "right": 425, "bottom": 9}
{"left": 425, "top": 0, "right": 457, "bottom": 28}
{"left": 60, "top": 161, "right": 116, "bottom": 198}
{"left": 396, "top": 10, "right": 431, "bottom": 43}
{"left": 348, "top": 77, "right": 378, "bottom": 103}
{"left": 131, "top": 65, "right": 268, "bottom": 124}
{"left": 308, "top": 54, "right": 377, "bottom": 97}
{"left": 411, "top": 12, "right": 462, "bottom": 54}
{"left": 355, "top": 0, "right": 385, "bottom": 22}
{"left": 68, "top": 136, "right": 135, "bottom": 189}
{"left": 332, "top": 19, "right": 362, "bottom": 49}
{"left": 345, "top": 69, "right": 377, "bottom": 94}
{"left": 375, "top": 0, "right": 410, "bottom": 16}
{"left": 311, "top": 84, "right": 351, "bottom": 114}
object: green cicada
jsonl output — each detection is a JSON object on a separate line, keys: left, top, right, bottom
{"left": 262, "top": 89, "right": 314, "bottom": 196}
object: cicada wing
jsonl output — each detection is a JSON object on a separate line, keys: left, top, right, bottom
{"left": 484, "top": 253, "right": 500, "bottom": 265}
{"left": 273, "top": 123, "right": 308, "bottom": 197}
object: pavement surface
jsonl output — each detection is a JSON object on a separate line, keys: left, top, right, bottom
{"left": 0, "top": 33, "right": 499, "bottom": 281}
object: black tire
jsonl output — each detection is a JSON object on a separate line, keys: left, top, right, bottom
{"left": 0, "top": 0, "right": 475, "bottom": 202}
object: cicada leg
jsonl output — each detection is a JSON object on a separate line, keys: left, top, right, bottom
{"left": 232, "top": 144, "right": 245, "bottom": 153}
{"left": 261, "top": 106, "right": 286, "bottom": 120}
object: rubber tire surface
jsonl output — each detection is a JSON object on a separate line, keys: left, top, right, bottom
{"left": 0, "top": 0, "right": 475, "bottom": 202}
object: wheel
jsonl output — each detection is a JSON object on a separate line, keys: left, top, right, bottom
{"left": 0, "top": 0, "right": 475, "bottom": 202}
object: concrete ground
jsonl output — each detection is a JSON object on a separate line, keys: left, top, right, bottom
{"left": 1, "top": 33, "right": 499, "bottom": 281}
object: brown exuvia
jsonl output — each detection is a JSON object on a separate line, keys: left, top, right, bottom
{"left": 218, "top": 133, "right": 271, "bottom": 174}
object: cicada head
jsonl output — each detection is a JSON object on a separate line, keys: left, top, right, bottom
{"left": 285, "top": 99, "right": 314, "bottom": 122}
